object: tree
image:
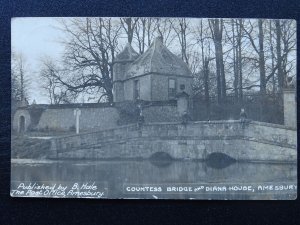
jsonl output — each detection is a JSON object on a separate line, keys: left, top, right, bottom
{"left": 46, "top": 17, "right": 296, "bottom": 107}
{"left": 133, "top": 18, "right": 160, "bottom": 54}
{"left": 241, "top": 19, "right": 268, "bottom": 95}
{"left": 268, "top": 20, "right": 276, "bottom": 94}
{"left": 132, "top": 17, "right": 177, "bottom": 54}
{"left": 55, "top": 18, "right": 122, "bottom": 103}
{"left": 11, "top": 52, "right": 30, "bottom": 104}
{"left": 155, "top": 18, "right": 177, "bottom": 47}
{"left": 258, "top": 19, "right": 267, "bottom": 95}
{"left": 231, "top": 19, "right": 239, "bottom": 100}
{"left": 171, "top": 18, "right": 190, "bottom": 65}
{"left": 275, "top": 20, "right": 296, "bottom": 91}
{"left": 241, "top": 19, "right": 296, "bottom": 96}
{"left": 134, "top": 18, "right": 147, "bottom": 54}
{"left": 275, "top": 20, "right": 283, "bottom": 92}
{"left": 39, "top": 57, "right": 78, "bottom": 104}
{"left": 236, "top": 19, "right": 244, "bottom": 100}
{"left": 120, "top": 17, "right": 139, "bottom": 44}
{"left": 209, "top": 19, "right": 226, "bottom": 102}
{"left": 197, "top": 19, "right": 213, "bottom": 104}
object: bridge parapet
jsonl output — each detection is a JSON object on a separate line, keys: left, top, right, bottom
{"left": 49, "top": 120, "right": 297, "bottom": 162}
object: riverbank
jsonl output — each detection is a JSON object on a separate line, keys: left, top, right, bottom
{"left": 11, "top": 135, "right": 52, "bottom": 159}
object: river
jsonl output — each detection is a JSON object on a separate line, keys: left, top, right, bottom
{"left": 11, "top": 159, "right": 297, "bottom": 200}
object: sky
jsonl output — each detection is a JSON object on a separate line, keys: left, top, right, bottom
{"left": 12, "top": 17, "right": 65, "bottom": 103}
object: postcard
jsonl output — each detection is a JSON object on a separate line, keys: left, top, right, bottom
{"left": 11, "top": 17, "right": 297, "bottom": 200}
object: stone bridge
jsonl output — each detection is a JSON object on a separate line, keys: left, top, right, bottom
{"left": 48, "top": 120, "right": 297, "bottom": 162}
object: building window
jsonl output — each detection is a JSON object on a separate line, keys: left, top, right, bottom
{"left": 168, "top": 79, "right": 176, "bottom": 99}
{"left": 134, "top": 80, "right": 140, "bottom": 100}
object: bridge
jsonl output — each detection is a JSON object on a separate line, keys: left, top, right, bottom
{"left": 48, "top": 120, "right": 297, "bottom": 162}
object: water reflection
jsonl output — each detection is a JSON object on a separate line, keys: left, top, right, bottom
{"left": 205, "top": 152, "right": 236, "bottom": 169}
{"left": 11, "top": 159, "right": 296, "bottom": 200}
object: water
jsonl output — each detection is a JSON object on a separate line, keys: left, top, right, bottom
{"left": 11, "top": 159, "right": 297, "bottom": 200}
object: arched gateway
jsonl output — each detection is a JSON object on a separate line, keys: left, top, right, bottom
{"left": 19, "top": 115, "right": 25, "bottom": 133}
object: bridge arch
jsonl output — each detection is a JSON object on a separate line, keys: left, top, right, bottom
{"left": 206, "top": 152, "right": 237, "bottom": 161}
{"left": 150, "top": 151, "right": 173, "bottom": 161}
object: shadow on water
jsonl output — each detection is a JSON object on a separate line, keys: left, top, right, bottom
{"left": 149, "top": 152, "right": 173, "bottom": 167}
{"left": 149, "top": 152, "right": 237, "bottom": 169}
{"left": 205, "top": 152, "right": 236, "bottom": 169}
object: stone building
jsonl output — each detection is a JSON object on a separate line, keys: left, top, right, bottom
{"left": 113, "top": 36, "right": 193, "bottom": 102}
{"left": 13, "top": 37, "right": 193, "bottom": 133}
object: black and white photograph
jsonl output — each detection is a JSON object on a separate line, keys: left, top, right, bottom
{"left": 10, "top": 17, "right": 297, "bottom": 200}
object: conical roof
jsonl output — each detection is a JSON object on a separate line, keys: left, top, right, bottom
{"left": 114, "top": 43, "right": 139, "bottom": 63}
{"left": 126, "top": 37, "right": 192, "bottom": 78}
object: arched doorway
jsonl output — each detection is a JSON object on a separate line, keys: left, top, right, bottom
{"left": 19, "top": 116, "right": 25, "bottom": 133}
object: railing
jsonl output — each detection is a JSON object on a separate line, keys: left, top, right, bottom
{"left": 192, "top": 94, "right": 284, "bottom": 124}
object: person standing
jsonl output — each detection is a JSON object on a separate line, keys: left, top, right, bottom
{"left": 240, "top": 108, "right": 247, "bottom": 128}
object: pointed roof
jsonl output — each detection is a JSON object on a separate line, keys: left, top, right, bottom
{"left": 114, "top": 43, "right": 139, "bottom": 63}
{"left": 126, "top": 37, "right": 192, "bottom": 79}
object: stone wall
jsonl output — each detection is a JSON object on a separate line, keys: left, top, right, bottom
{"left": 50, "top": 120, "right": 297, "bottom": 162}
{"left": 13, "top": 103, "right": 182, "bottom": 132}
{"left": 36, "top": 107, "right": 119, "bottom": 131}
{"left": 143, "top": 105, "right": 178, "bottom": 122}
{"left": 151, "top": 75, "right": 169, "bottom": 101}
{"left": 245, "top": 121, "right": 296, "bottom": 147}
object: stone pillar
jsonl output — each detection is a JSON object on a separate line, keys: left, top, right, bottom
{"left": 74, "top": 108, "right": 81, "bottom": 134}
{"left": 176, "top": 91, "right": 189, "bottom": 116}
{"left": 283, "top": 89, "right": 296, "bottom": 128}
